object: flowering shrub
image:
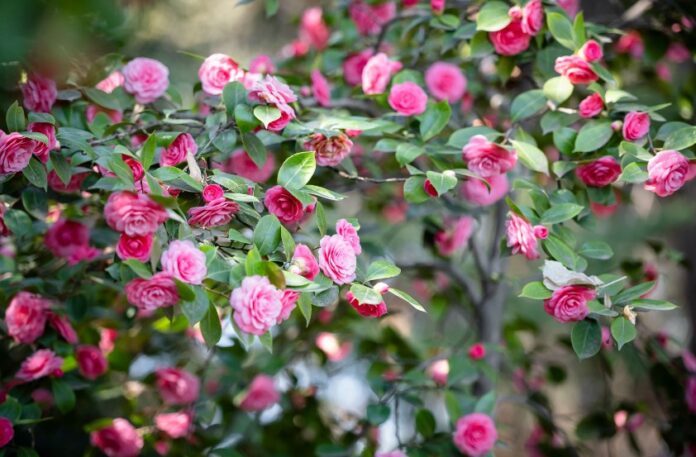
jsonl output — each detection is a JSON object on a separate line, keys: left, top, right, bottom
{"left": 1, "top": 0, "right": 696, "bottom": 456}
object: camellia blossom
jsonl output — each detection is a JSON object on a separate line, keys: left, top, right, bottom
{"left": 44, "top": 218, "right": 91, "bottom": 260}
{"left": 644, "top": 150, "right": 690, "bottom": 197}
{"left": 122, "top": 57, "right": 169, "bottom": 104}
{"left": 104, "top": 191, "right": 169, "bottom": 236}
{"left": 428, "top": 359, "right": 449, "bottom": 385}
{"left": 249, "top": 76, "right": 298, "bottom": 131}
{"left": 543, "top": 285, "right": 596, "bottom": 323}
{"left": 219, "top": 149, "right": 276, "bottom": 182}
{"left": 556, "top": 0, "right": 579, "bottom": 17}
{"left": 16, "top": 349, "right": 64, "bottom": 381}
{"left": 249, "top": 55, "right": 275, "bottom": 74}
{"left": 489, "top": 18, "right": 531, "bottom": 56}
{"left": 124, "top": 272, "right": 180, "bottom": 312}
{"left": 435, "top": 216, "right": 474, "bottom": 256}
{"left": 76, "top": 345, "right": 108, "bottom": 380}
{"left": 425, "top": 62, "right": 467, "bottom": 102}
{"left": 579, "top": 40, "right": 603, "bottom": 62}
{"left": 48, "top": 313, "right": 78, "bottom": 344}
{"left": 343, "top": 50, "right": 373, "bottom": 86}
{"left": 188, "top": 198, "right": 240, "bottom": 228}
{"left": 202, "top": 184, "right": 225, "bottom": 203}
{"left": 336, "top": 219, "right": 362, "bottom": 255}
{"left": 346, "top": 291, "right": 387, "bottom": 318}
{"left": 230, "top": 275, "right": 283, "bottom": 335}
{"left": 156, "top": 368, "right": 200, "bottom": 405}
{"left": 315, "top": 332, "right": 352, "bottom": 361}
{"left": 0, "top": 132, "right": 39, "bottom": 175}
{"left": 462, "top": 135, "right": 517, "bottom": 177}
{"left": 239, "top": 374, "right": 280, "bottom": 411}
{"left": 622, "top": 111, "right": 650, "bottom": 141}
{"left": 160, "top": 132, "right": 197, "bottom": 167}
{"left": 264, "top": 185, "right": 306, "bottom": 225}
{"left": 155, "top": 411, "right": 192, "bottom": 439}
{"left": 311, "top": 69, "right": 331, "bottom": 107}
{"left": 319, "top": 234, "right": 357, "bottom": 285}
{"left": 506, "top": 213, "right": 540, "bottom": 260}
{"left": 198, "top": 53, "right": 243, "bottom": 96}
{"left": 616, "top": 30, "right": 644, "bottom": 58}
{"left": 90, "top": 418, "right": 143, "bottom": 457}
{"left": 520, "top": 0, "right": 544, "bottom": 36}
{"left": 0, "top": 417, "right": 13, "bottom": 448}
{"left": 305, "top": 133, "right": 354, "bottom": 167}
{"left": 554, "top": 55, "right": 598, "bottom": 84}
{"left": 161, "top": 240, "right": 207, "bottom": 285}
{"left": 460, "top": 174, "right": 509, "bottom": 206}
{"left": 349, "top": 0, "right": 396, "bottom": 36}
{"left": 578, "top": 92, "right": 604, "bottom": 118}
{"left": 21, "top": 73, "right": 57, "bottom": 113}
{"left": 575, "top": 156, "right": 622, "bottom": 187}
{"left": 116, "top": 233, "right": 153, "bottom": 262}
{"left": 28, "top": 122, "right": 58, "bottom": 163}
{"left": 468, "top": 343, "right": 486, "bottom": 360}
{"left": 96, "top": 71, "right": 124, "bottom": 93}
{"left": 431, "top": 0, "right": 445, "bottom": 14}
{"left": 289, "top": 244, "right": 320, "bottom": 280}
{"left": 5, "top": 292, "right": 50, "bottom": 344}
{"left": 300, "top": 7, "right": 330, "bottom": 50}
{"left": 453, "top": 413, "right": 498, "bottom": 456}
{"left": 388, "top": 82, "right": 428, "bottom": 116}
{"left": 362, "top": 53, "right": 403, "bottom": 95}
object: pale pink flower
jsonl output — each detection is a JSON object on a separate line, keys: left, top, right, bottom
{"left": 96, "top": 71, "right": 125, "bottom": 93}
{"left": 622, "top": 111, "right": 650, "bottom": 141}
{"left": 0, "top": 132, "right": 38, "bottom": 175}
{"left": 435, "top": 216, "right": 474, "bottom": 256}
{"left": 343, "top": 50, "right": 373, "bottom": 86}
{"left": 5, "top": 292, "right": 50, "bottom": 344}
{"left": 305, "top": 133, "right": 354, "bottom": 167}
{"left": 160, "top": 132, "right": 197, "bottom": 167}
{"left": 155, "top": 411, "right": 192, "bottom": 439}
{"left": 362, "top": 53, "right": 402, "bottom": 95}
{"left": 311, "top": 70, "right": 331, "bottom": 107}
{"left": 289, "top": 244, "right": 320, "bottom": 280}
{"left": 645, "top": 150, "right": 689, "bottom": 197}
{"left": 161, "top": 240, "right": 207, "bottom": 285}
{"left": 506, "top": 213, "right": 539, "bottom": 260}
{"left": 319, "top": 234, "right": 357, "bottom": 284}
{"left": 156, "top": 368, "right": 200, "bottom": 405}
{"left": 460, "top": 174, "right": 509, "bottom": 206}
{"left": 388, "top": 82, "right": 428, "bottom": 116}
{"left": 231, "top": 275, "right": 283, "bottom": 335}
{"left": 199, "top": 53, "right": 243, "bottom": 96}
{"left": 425, "top": 62, "right": 467, "bottom": 102}
{"left": 336, "top": 219, "right": 362, "bottom": 255}
{"left": 187, "top": 198, "right": 240, "bottom": 228}
{"left": 90, "top": 418, "right": 143, "bottom": 457}
{"left": 21, "top": 73, "right": 57, "bottom": 113}
{"left": 124, "top": 272, "right": 180, "bottom": 312}
{"left": 104, "top": 191, "right": 169, "bottom": 236}
{"left": 122, "top": 57, "right": 169, "bottom": 104}
{"left": 554, "top": 55, "right": 598, "bottom": 84}
{"left": 16, "top": 349, "right": 63, "bottom": 381}
{"left": 300, "top": 7, "right": 330, "bottom": 50}
{"left": 462, "top": 135, "right": 517, "bottom": 177}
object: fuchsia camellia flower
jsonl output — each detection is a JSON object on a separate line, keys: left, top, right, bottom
{"left": 161, "top": 240, "right": 207, "bottom": 285}
{"left": 240, "top": 374, "right": 280, "bottom": 411}
{"left": 290, "top": 244, "right": 320, "bottom": 280}
{"left": 155, "top": 411, "right": 192, "bottom": 439}
{"left": 21, "top": 73, "right": 57, "bottom": 113}
{"left": 489, "top": 18, "right": 531, "bottom": 56}
{"left": 202, "top": 184, "right": 225, "bottom": 202}
{"left": 425, "top": 62, "right": 467, "bottom": 102}
{"left": 264, "top": 185, "right": 306, "bottom": 225}
{"left": 305, "top": 133, "right": 354, "bottom": 167}
{"left": 249, "top": 76, "right": 297, "bottom": 131}
{"left": 645, "top": 150, "right": 690, "bottom": 197}
{"left": 435, "top": 216, "right": 474, "bottom": 256}
{"left": 468, "top": 343, "right": 486, "bottom": 360}
{"left": 349, "top": 0, "right": 396, "bottom": 36}
{"left": 506, "top": 213, "right": 541, "bottom": 260}
{"left": 5, "top": 292, "right": 50, "bottom": 344}
{"left": 44, "top": 218, "right": 95, "bottom": 262}
{"left": 362, "top": 53, "right": 403, "bottom": 95}
{"left": 687, "top": 378, "right": 696, "bottom": 413}
{"left": 343, "top": 50, "right": 373, "bottom": 86}
{"left": 156, "top": 368, "right": 200, "bottom": 405}
{"left": 117, "top": 233, "right": 153, "bottom": 262}
{"left": 249, "top": 55, "right": 275, "bottom": 75}
{"left": 28, "top": 122, "right": 58, "bottom": 163}
{"left": 219, "top": 149, "right": 276, "bottom": 182}
{"left": 388, "top": 82, "right": 428, "bottom": 116}
{"left": 104, "top": 191, "right": 169, "bottom": 236}
{"left": 231, "top": 275, "right": 283, "bottom": 335}
{"left": 188, "top": 198, "right": 240, "bottom": 228}
{"left": 428, "top": 359, "right": 449, "bottom": 385}
{"left": 198, "top": 53, "right": 243, "bottom": 96}
{"left": 0, "top": 132, "right": 39, "bottom": 175}
{"left": 519, "top": 0, "right": 544, "bottom": 36}
{"left": 319, "top": 234, "right": 357, "bottom": 285}
{"left": 453, "top": 413, "right": 498, "bottom": 456}
{"left": 122, "top": 57, "right": 169, "bottom": 104}
{"left": 90, "top": 418, "right": 143, "bottom": 457}
{"left": 346, "top": 290, "right": 387, "bottom": 318}
{"left": 579, "top": 40, "right": 604, "bottom": 62}
{"left": 336, "top": 219, "right": 362, "bottom": 255}
{"left": 460, "top": 174, "right": 509, "bottom": 206}
{"left": 48, "top": 313, "right": 78, "bottom": 344}
{"left": 575, "top": 156, "right": 622, "bottom": 187}
{"left": 300, "top": 7, "right": 330, "bottom": 50}
{"left": 578, "top": 93, "right": 604, "bottom": 118}
{"left": 76, "top": 345, "right": 108, "bottom": 380}
{"left": 16, "top": 349, "right": 64, "bottom": 381}
{"left": 556, "top": 0, "right": 579, "bottom": 17}
{"left": 311, "top": 70, "right": 331, "bottom": 107}
{"left": 622, "top": 111, "right": 650, "bottom": 141}
{"left": 431, "top": 0, "right": 445, "bottom": 14}
{"left": 462, "top": 135, "right": 517, "bottom": 177}
{"left": 554, "top": 55, "right": 598, "bottom": 84}
{"left": 616, "top": 30, "right": 644, "bottom": 58}
{"left": 544, "top": 285, "right": 596, "bottom": 323}
{"left": 125, "top": 272, "right": 179, "bottom": 313}
{"left": 0, "top": 418, "right": 13, "bottom": 448}
{"left": 160, "top": 132, "right": 198, "bottom": 167}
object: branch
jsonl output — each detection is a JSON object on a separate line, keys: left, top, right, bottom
{"left": 401, "top": 259, "right": 482, "bottom": 306}
{"left": 333, "top": 169, "right": 408, "bottom": 183}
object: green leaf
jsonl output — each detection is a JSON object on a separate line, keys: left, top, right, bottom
{"left": 175, "top": 279, "right": 196, "bottom": 302}
{"left": 476, "top": 1, "right": 511, "bottom": 31}
{"left": 395, "top": 143, "right": 424, "bottom": 166}
{"left": 123, "top": 259, "right": 152, "bottom": 279}
{"left": 277, "top": 151, "right": 316, "bottom": 191}
{"left": 304, "top": 185, "right": 345, "bottom": 201}
{"left": 419, "top": 101, "right": 451, "bottom": 141}
{"left": 447, "top": 127, "right": 501, "bottom": 149}
{"left": 253, "top": 215, "right": 281, "bottom": 255}
{"left": 83, "top": 87, "right": 122, "bottom": 110}
{"left": 574, "top": 120, "right": 613, "bottom": 153}
{"left": 201, "top": 304, "right": 222, "bottom": 347}
{"left": 578, "top": 241, "right": 614, "bottom": 260}
{"left": 571, "top": 320, "right": 601, "bottom": 359}
{"left": 349, "top": 284, "right": 382, "bottom": 305}
{"left": 573, "top": 12, "right": 587, "bottom": 47}
{"left": 181, "top": 287, "right": 210, "bottom": 324}
{"left": 474, "top": 391, "right": 496, "bottom": 414}
{"left": 613, "top": 282, "right": 655, "bottom": 305}
{"left": 425, "top": 170, "right": 457, "bottom": 195}
{"left": 241, "top": 132, "right": 267, "bottom": 168}
{"left": 18, "top": 448, "right": 39, "bottom": 457}
{"left": 0, "top": 397, "right": 22, "bottom": 421}
{"left": 511, "top": 90, "right": 547, "bottom": 122}
{"left": 6, "top": 101, "right": 26, "bottom": 132}
{"left": 541, "top": 203, "right": 583, "bottom": 224}
{"left": 235, "top": 104, "right": 259, "bottom": 133}
{"left": 388, "top": 287, "right": 425, "bottom": 312}
{"left": 298, "top": 293, "right": 312, "bottom": 326}
{"left": 519, "top": 281, "right": 552, "bottom": 299}
{"left": 415, "top": 409, "right": 436, "bottom": 438}
{"left": 280, "top": 226, "right": 296, "bottom": 259}
{"left": 366, "top": 404, "right": 390, "bottom": 426}
{"left": 107, "top": 154, "right": 134, "bottom": 187}
{"left": 253, "top": 105, "right": 281, "bottom": 129}
{"left": 547, "top": 12, "right": 576, "bottom": 50}
{"left": 223, "top": 82, "right": 247, "bottom": 113}
{"left": 51, "top": 378, "right": 76, "bottom": 413}
{"left": 150, "top": 166, "right": 203, "bottom": 192}
{"left": 618, "top": 162, "right": 648, "bottom": 183}
{"left": 366, "top": 260, "right": 401, "bottom": 281}
{"left": 315, "top": 201, "right": 327, "bottom": 236}
{"left": 3, "top": 209, "right": 32, "bottom": 236}
{"left": 543, "top": 76, "right": 574, "bottom": 104}
{"left": 140, "top": 134, "right": 157, "bottom": 170}
{"left": 510, "top": 140, "right": 549, "bottom": 175}
{"left": 553, "top": 127, "right": 577, "bottom": 155}
{"left": 50, "top": 153, "right": 73, "bottom": 187}
{"left": 663, "top": 126, "right": 696, "bottom": 150}
{"left": 543, "top": 236, "right": 585, "bottom": 271}
{"left": 403, "top": 176, "right": 430, "bottom": 203}
{"left": 22, "top": 157, "right": 47, "bottom": 189}
{"left": 541, "top": 111, "right": 580, "bottom": 134}
{"left": 21, "top": 187, "right": 47, "bottom": 219}
{"left": 610, "top": 317, "right": 636, "bottom": 350}
{"left": 631, "top": 299, "right": 677, "bottom": 311}
{"left": 258, "top": 331, "right": 273, "bottom": 353}
{"left": 469, "top": 31, "right": 494, "bottom": 57}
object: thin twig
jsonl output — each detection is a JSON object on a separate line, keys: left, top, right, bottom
{"left": 333, "top": 169, "right": 408, "bottom": 183}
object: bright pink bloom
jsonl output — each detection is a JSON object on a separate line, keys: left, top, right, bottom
{"left": 435, "top": 216, "right": 474, "bottom": 256}
{"left": 622, "top": 111, "right": 650, "bottom": 141}
{"left": 521, "top": 0, "right": 544, "bottom": 35}
{"left": 578, "top": 93, "right": 604, "bottom": 118}
{"left": 90, "top": 418, "right": 143, "bottom": 457}
{"left": 86, "top": 105, "right": 123, "bottom": 124}
{"left": 290, "top": 244, "right": 320, "bottom": 280}
{"left": 45, "top": 218, "right": 91, "bottom": 259}
{"left": 645, "top": 150, "right": 689, "bottom": 197}
{"left": 104, "top": 191, "right": 169, "bottom": 236}
{"left": 47, "top": 169, "right": 89, "bottom": 194}
{"left": 156, "top": 368, "right": 200, "bottom": 405}
{"left": 0, "top": 132, "right": 38, "bottom": 175}
{"left": 96, "top": 71, "right": 124, "bottom": 93}
{"left": 231, "top": 275, "right": 283, "bottom": 335}
{"left": 428, "top": 359, "right": 449, "bottom": 385}
{"left": 264, "top": 185, "right": 305, "bottom": 225}
{"left": 362, "top": 53, "right": 403, "bottom": 95}
{"left": 506, "top": 213, "right": 539, "bottom": 260}
{"left": 21, "top": 73, "right": 57, "bottom": 113}
{"left": 240, "top": 374, "right": 279, "bottom": 411}
{"left": 305, "top": 133, "right": 354, "bottom": 167}
{"left": 161, "top": 240, "right": 207, "bottom": 285}
{"left": 462, "top": 135, "right": 517, "bottom": 177}
{"left": 460, "top": 174, "right": 509, "bottom": 206}
{"left": 249, "top": 76, "right": 297, "bottom": 131}
{"left": 688, "top": 378, "right": 696, "bottom": 412}
{"left": 122, "top": 57, "right": 169, "bottom": 104}
{"left": 116, "top": 233, "right": 153, "bottom": 262}
{"left": 425, "top": 62, "right": 467, "bottom": 102}
{"left": 336, "top": 219, "right": 362, "bottom": 255}
{"left": 202, "top": 184, "right": 224, "bottom": 203}
{"left": 349, "top": 0, "right": 396, "bottom": 36}
{"left": 431, "top": 0, "right": 445, "bottom": 14}
{"left": 277, "top": 290, "right": 299, "bottom": 324}
{"left": 0, "top": 417, "right": 13, "bottom": 448}
{"left": 453, "top": 413, "right": 498, "bottom": 456}
{"left": 543, "top": 285, "right": 596, "bottom": 323}
{"left": 76, "top": 345, "right": 108, "bottom": 380}
{"left": 27, "top": 122, "right": 58, "bottom": 163}
{"left": 554, "top": 55, "right": 599, "bottom": 84}
{"left": 155, "top": 411, "right": 192, "bottom": 439}
{"left": 346, "top": 291, "right": 387, "bottom": 318}
{"left": 579, "top": 40, "right": 603, "bottom": 62}
{"left": 616, "top": 31, "right": 644, "bottom": 58}
{"left": 198, "top": 53, "right": 243, "bottom": 96}
{"left": 300, "top": 7, "right": 330, "bottom": 50}
{"left": 218, "top": 149, "right": 275, "bottom": 183}
{"left": 100, "top": 328, "right": 118, "bottom": 354}
{"left": 311, "top": 70, "right": 331, "bottom": 107}
{"left": 468, "top": 343, "right": 486, "bottom": 360}
{"left": 666, "top": 43, "right": 691, "bottom": 63}
{"left": 343, "top": 50, "right": 373, "bottom": 86}
{"left": 489, "top": 19, "right": 531, "bottom": 56}
{"left": 16, "top": 349, "right": 63, "bottom": 381}
{"left": 556, "top": 0, "right": 579, "bottom": 17}
{"left": 48, "top": 313, "right": 78, "bottom": 344}
{"left": 249, "top": 55, "right": 275, "bottom": 75}
{"left": 424, "top": 179, "right": 439, "bottom": 197}
{"left": 125, "top": 272, "right": 180, "bottom": 312}
{"left": 319, "top": 234, "right": 357, "bottom": 284}
{"left": 388, "top": 82, "right": 428, "bottom": 116}
{"left": 160, "top": 132, "right": 197, "bottom": 167}
{"left": 602, "top": 326, "right": 613, "bottom": 349}
{"left": 533, "top": 225, "right": 549, "bottom": 240}
{"left": 188, "top": 198, "right": 240, "bottom": 228}
{"left": 575, "top": 156, "right": 621, "bottom": 187}
{"left": 5, "top": 292, "right": 50, "bottom": 344}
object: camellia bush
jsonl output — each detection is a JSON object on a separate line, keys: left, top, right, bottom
{"left": 1, "top": 0, "right": 696, "bottom": 456}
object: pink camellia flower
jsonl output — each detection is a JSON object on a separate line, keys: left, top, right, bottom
{"left": 76, "top": 345, "right": 108, "bottom": 380}
{"left": 125, "top": 272, "right": 180, "bottom": 312}
{"left": 461, "top": 174, "right": 509, "bottom": 206}
{"left": 533, "top": 225, "right": 548, "bottom": 239}
{"left": 616, "top": 31, "right": 644, "bottom": 58}
{"left": 453, "top": 413, "right": 498, "bottom": 457}
{"left": 65, "top": 244, "right": 100, "bottom": 266}
{"left": 343, "top": 50, "right": 373, "bottom": 86}
{"left": 644, "top": 150, "right": 689, "bottom": 197}
{"left": 462, "top": 135, "right": 517, "bottom": 177}
{"left": 601, "top": 326, "right": 613, "bottom": 349}
{"left": 0, "top": 132, "right": 38, "bottom": 175}
{"left": 122, "top": 57, "right": 169, "bottom": 104}
{"left": 489, "top": 19, "right": 531, "bottom": 56}
{"left": 336, "top": 219, "right": 362, "bottom": 255}
{"left": 579, "top": 40, "right": 603, "bottom": 62}
{"left": 264, "top": 185, "right": 305, "bottom": 225}
{"left": 161, "top": 240, "right": 207, "bottom": 285}
{"left": 305, "top": 133, "right": 354, "bottom": 167}
{"left": 424, "top": 179, "right": 439, "bottom": 197}
{"left": 578, "top": 93, "right": 604, "bottom": 118}
{"left": 425, "top": 62, "right": 467, "bottom": 102}
{"left": 249, "top": 76, "right": 297, "bottom": 131}
{"left": 468, "top": 343, "right": 486, "bottom": 360}
{"left": 104, "top": 191, "right": 169, "bottom": 236}
{"left": 349, "top": 0, "right": 396, "bottom": 36}
{"left": 311, "top": 70, "right": 331, "bottom": 107}
{"left": 435, "top": 216, "right": 474, "bottom": 256}
{"left": 117, "top": 233, "right": 153, "bottom": 262}
{"left": 666, "top": 43, "right": 690, "bottom": 63}
{"left": 47, "top": 169, "right": 89, "bottom": 194}
{"left": 403, "top": 0, "right": 419, "bottom": 6}
{"left": 319, "top": 234, "right": 357, "bottom": 285}
{"left": 506, "top": 212, "right": 540, "bottom": 260}
{"left": 100, "top": 328, "right": 118, "bottom": 355}
{"left": 428, "top": 359, "right": 449, "bottom": 385}
{"left": 430, "top": 0, "right": 446, "bottom": 13}
{"left": 554, "top": 55, "right": 598, "bottom": 84}
{"left": 219, "top": 149, "right": 276, "bottom": 182}
{"left": 202, "top": 184, "right": 224, "bottom": 203}
{"left": 300, "top": 7, "right": 330, "bottom": 50}
{"left": 575, "top": 156, "right": 621, "bottom": 187}
{"left": 188, "top": 198, "right": 240, "bottom": 228}
{"left": 249, "top": 55, "right": 275, "bottom": 75}
{"left": 277, "top": 290, "right": 299, "bottom": 324}
{"left": 28, "top": 122, "right": 58, "bottom": 163}
{"left": 362, "top": 53, "right": 403, "bottom": 95}
{"left": 90, "top": 418, "right": 144, "bottom": 457}
{"left": 5, "top": 291, "right": 50, "bottom": 344}
{"left": 388, "top": 82, "right": 428, "bottom": 116}
{"left": 290, "top": 244, "right": 320, "bottom": 280}
{"left": 48, "top": 313, "right": 78, "bottom": 344}
{"left": 160, "top": 132, "right": 197, "bottom": 167}
{"left": 543, "top": 285, "right": 596, "bottom": 323}
{"left": 21, "top": 73, "right": 57, "bottom": 113}
{"left": 231, "top": 275, "right": 283, "bottom": 335}
{"left": 0, "top": 417, "right": 13, "bottom": 448}
{"left": 520, "top": 0, "right": 544, "bottom": 35}
{"left": 622, "top": 111, "right": 650, "bottom": 141}
{"left": 86, "top": 105, "right": 123, "bottom": 124}
{"left": 346, "top": 291, "right": 387, "bottom": 318}
{"left": 315, "top": 332, "right": 352, "bottom": 361}
{"left": 44, "top": 218, "right": 90, "bottom": 259}
{"left": 156, "top": 368, "right": 200, "bottom": 405}
{"left": 198, "top": 53, "right": 243, "bottom": 96}
{"left": 16, "top": 349, "right": 64, "bottom": 381}
{"left": 0, "top": 204, "right": 9, "bottom": 237}
{"left": 155, "top": 411, "right": 192, "bottom": 439}
{"left": 240, "top": 374, "right": 280, "bottom": 411}
{"left": 688, "top": 378, "right": 696, "bottom": 412}
{"left": 556, "top": 0, "right": 579, "bottom": 17}
{"left": 96, "top": 70, "right": 125, "bottom": 93}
